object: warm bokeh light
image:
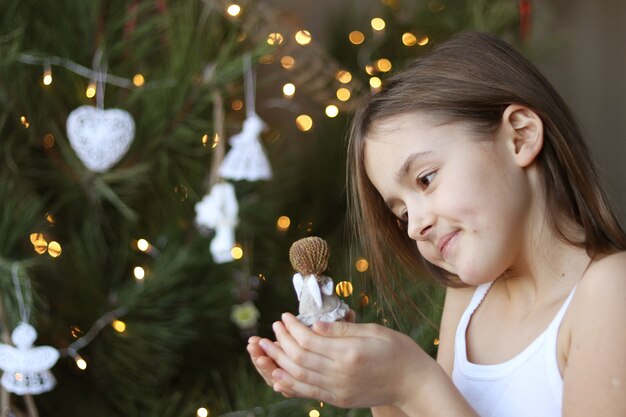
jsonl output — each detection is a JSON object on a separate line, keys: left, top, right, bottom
{"left": 133, "top": 74, "right": 145, "bottom": 87}
{"left": 434, "top": 338, "right": 440, "bottom": 346}
{"left": 231, "top": 246, "right": 244, "bottom": 260}
{"left": 43, "top": 69, "right": 52, "bottom": 85}
{"left": 309, "top": 410, "right": 320, "bottom": 417}
{"left": 277, "top": 216, "right": 291, "bottom": 231}
{"left": 48, "top": 241, "right": 62, "bottom": 257}
{"left": 43, "top": 133, "right": 55, "bottom": 149}
{"left": 355, "top": 258, "right": 369, "bottom": 272}
{"left": 359, "top": 293, "right": 370, "bottom": 308}
{"left": 86, "top": 81, "right": 96, "bottom": 98}
{"left": 30, "top": 233, "right": 43, "bottom": 244}
{"left": 365, "top": 64, "right": 375, "bottom": 75}
{"left": 296, "top": 114, "right": 313, "bottom": 131}
{"left": 267, "top": 32, "right": 284, "bottom": 45}
{"left": 137, "top": 238, "right": 150, "bottom": 252}
{"left": 231, "top": 99, "right": 243, "bottom": 111}
{"left": 226, "top": 4, "right": 241, "bottom": 16}
{"left": 20, "top": 116, "right": 29, "bottom": 128}
{"left": 197, "top": 408, "right": 209, "bottom": 417}
{"left": 376, "top": 58, "right": 392, "bottom": 72}
{"left": 282, "top": 83, "right": 295, "bottom": 97}
{"left": 33, "top": 238, "right": 48, "bottom": 255}
{"left": 280, "top": 55, "right": 295, "bottom": 70}
{"left": 325, "top": 105, "right": 339, "bottom": 118}
{"left": 295, "top": 30, "right": 312, "bottom": 45}
{"left": 418, "top": 35, "right": 430, "bottom": 46}
{"left": 402, "top": 32, "right": 417, "bottom": 46}
{"left": 336, "top": 87, "right": 351, "bottom": 101}
{"left": 335, "top": 70, "right": 352, "bottom": 83}
{"left": 348, "top": 30, "right": 365, "bottom": 45}
{"left": 335, "top": 281, "right": 354, "bottom": 297}
{"left": 371, "top": 18, "right": 386, "bottom": 31}
{"left": 369, "top": 77, "right": 382, "bottom": 88}
{"left": 112, "top": 320, "right": 126, "bottom": 333}
{"left": 134, "top": 266, "right": 145, "bottom": 280}
{"left": 76, "top": 357, "right": 87, "bottom": 370}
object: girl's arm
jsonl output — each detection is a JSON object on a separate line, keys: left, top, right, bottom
{"left": 259, "top": 313, "right": 479, "bottom": 416}
{"left": 561, "top": 252, "right": 626, "bottom": 417}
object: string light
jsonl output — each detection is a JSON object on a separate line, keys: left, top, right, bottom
{"left": 376, "top": 58, "right": 392, "bottom": 72}
{"left": 137, "top": 239, "right": 150, "bottom": 252}
{"left": 358, "top": 293, "right": 370, "bottom": 308}
{"left": 46, "top": 213, "right": 55, "bottom": 223}
{"left": 85, "top": 81, "right": 96, "bottom": 98}
{"left": 371, "top": 18, "right": 386, "bottom": 31}
{"left": 231, "top": 245, "right": 243, "bottom": 260}
{"left": 48, "top": 241, "right": 62, "bottom": 258}
{"left": 258, "top": 273, "right": 267, "bottom": 282}
{"left": 402, "top": 32, "right": 417, "bottom": 46}
{"left": 267, "top": 32, "right": 284, "bottom": 45}
{"left": 280, "top": 55, "right": 295, "bottom": 70}
{"left": 295, "top": 30, "right": 312, "bottom": 45}
{"left": 133, "top": 266, "right": 145, "bottom": 280}
{"left": 335, "top": 70, "right": 352, "bottom": 83}
{"left": 282, "top": 83, "right": 295, "bottom": 98}
{"left": 75, "top": 356, "right": 87, "bottom": 370}
{"left": 325, "top": 105, "right": 339, "bottom": 118}
{"left": 70, "top": 326, "right": 83, "bottom": 338}
{"left": 132, "top": 73, "right": 145, "bottom": 87}
{"left": 211, "top": 133, "right": 219, "bottom": 148}
{"left": 43, "top": 133, "right": 55, "bottom": 149}
{"left": 43, "top": 64, "right": 52, "bottom": 85}
{"left": 355, "top": 258, "right": 369, "bottom": 272}
{"left": 434, "top": 338, "right": 440, "bottom": 346}
{"left": 112, "top": 320, "right": 126, "bottom": 333}
{"left": 32, "top": 234, "right": 48, "bottom": 255}
{"left": 295, "top": 115, "right": 313, "bottom": 131}
{"left": 197, "top": 408, "right": 209, "bottom": 417}
{"left": 349, "top": 31, "right": 365, "bottom": 44}
{"left": 417, "top": 35, "right": 430, "bottom": 46}
{"left": 231, "top": 99, "right": 243, "bottom": 111}
{"left": 335, "top": 281, "right": 353, "bottom": 297}
{"left": 20, "top": 116, "right": 30, "bottom": 128}
{"left": 336, "top": 88, "right": 351, "bottom": 101}
{"left": 309, "top": 410, "right": 320, "bottom": 417}
{"left": 276, "top": 216, "right": 291, "bottom": 231}
{"left": 365, "top": 64, "right": 375, "bottom": 75}
{"left": 369, "top": 77, "right": 382, "bottom": 89}
{"left": 202, "top": 134, "right": 209, "bottom": 147}
{"left": 226, "top": 4, "right": 241, "bottom": 17}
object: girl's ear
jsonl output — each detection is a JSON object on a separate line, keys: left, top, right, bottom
{"left": 502, "top": 104, "right": 544, "bottom": 167}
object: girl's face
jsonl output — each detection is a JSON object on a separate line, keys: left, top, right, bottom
{"left": 364, "top": 112, "right": 533, "bottom": 285}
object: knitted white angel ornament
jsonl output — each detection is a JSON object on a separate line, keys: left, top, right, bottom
{"left": 289, "top": 237, "right": 349, "bottom": 326}
{"left": 0, "top": 322, "right": 59, "bottom": 395}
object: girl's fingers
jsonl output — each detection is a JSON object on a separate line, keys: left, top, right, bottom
{"left": 280, "top": 313, "right": 348, "bottom": 358}
{"left": 260, "top": 334, "right": 328, "bottom": 387}
{"left": 272, "top": 321, "right": 334, "bottom": 370}
{"left": 272, "top": 369, "right": 335, "bottom": 405}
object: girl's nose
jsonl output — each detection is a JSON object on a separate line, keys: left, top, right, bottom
{"left": 406, "top": 206, "right": 434, "bottom": 241}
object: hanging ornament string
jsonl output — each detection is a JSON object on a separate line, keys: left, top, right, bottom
{"left": 244, "top": 53, "right": 256, "bottom": 117}
{"left": 208, "top": 90, "right": 226, "bottom": 187}
{"left": 10, "top": 263, "right": 31, "bottom": 325}
{"left": 93, "top": 48, "right": 108, "bottom": 110}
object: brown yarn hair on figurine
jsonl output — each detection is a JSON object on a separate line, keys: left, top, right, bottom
{"left": 289, "top": 237, "right": 329, "bottom": 276}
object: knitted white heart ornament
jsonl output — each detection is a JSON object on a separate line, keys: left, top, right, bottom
{"left": 66, "top": 105, "right": 135, "bottom": 172}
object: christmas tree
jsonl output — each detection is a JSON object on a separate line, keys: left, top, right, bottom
{"left": 0, "top": 1, "right": 522, "bottom": 416}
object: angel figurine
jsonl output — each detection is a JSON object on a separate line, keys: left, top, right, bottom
{"left": 289, "top": 236, "right": 349, "bottom": 326}
{"left": 0, "top": 322, "right": 59, "bottom": 395}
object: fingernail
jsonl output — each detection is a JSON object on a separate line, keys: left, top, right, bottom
{"left": 259, "top": 339, "right": 270, "bottom": 350}
{"left": 272, "top": 321, "right": 281, "bottom": 332}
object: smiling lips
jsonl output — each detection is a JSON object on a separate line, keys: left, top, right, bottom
{"left": 438, "top": 231, "right": 459, "bottom": 260}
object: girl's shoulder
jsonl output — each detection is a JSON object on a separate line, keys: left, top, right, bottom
{"left": 436, "top": 285, "right": 476, "bottom": 375}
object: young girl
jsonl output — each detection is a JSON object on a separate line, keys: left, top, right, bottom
{"left": 247, "top": 31, "right": 626, "bottom": 416}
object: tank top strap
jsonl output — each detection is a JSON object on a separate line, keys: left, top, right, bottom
{"left": 545, "top": 284, "right": 578, "bottom": 333}
{"left": 466, "top": 281, "right": 495, "bottom": 316}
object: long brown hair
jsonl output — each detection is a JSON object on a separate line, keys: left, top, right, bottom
{"left": 347, "top": 31, "right": 626, "bottom": 304}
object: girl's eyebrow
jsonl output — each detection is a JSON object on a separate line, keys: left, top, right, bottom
{"left": 394, "top": 151, "right": 434, "bottom": 182}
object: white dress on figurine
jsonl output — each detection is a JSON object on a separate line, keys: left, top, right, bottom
{"left": 293, "top": 273, "right": 349, "bottom": 326}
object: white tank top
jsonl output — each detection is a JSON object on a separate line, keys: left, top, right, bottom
{"left": 452, "top": 281, "right": 577, "bottom": 417}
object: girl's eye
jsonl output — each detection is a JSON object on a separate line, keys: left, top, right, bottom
{"left": 417, "top": 171, "right": 436, "bottom": 188}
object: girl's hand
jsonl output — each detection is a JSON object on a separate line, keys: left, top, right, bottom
{"left": 247, "top": 337, "right": 298, "bottom": 396}
{"left": 259, "top": 312, "right": 432, "bottom": 410}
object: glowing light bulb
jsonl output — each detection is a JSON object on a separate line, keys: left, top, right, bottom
{"left": 137, "top": 239, "right": 150, "bottom": 252}
{"left": 280, "top": 56, "right": 295, "bottom": 70}
{"left": 282, "top": 83, "right": 295, "bottom": 97}
{"left": 295, "top": 30, "right": 312, "bottom": 45}
{"left": 418, "top": 35, "right": 429, "bottom": 46}
{"left": 112, "top": 320, "right": 126, "bottom": 333}
{"left": 336, "top": 88, "right": 351, "bottom": 101}
{"left": 376, "top": 58, "right": 392, "bottom": 72}
{"left": 371, "top": 18, "right": 386, "bottom": 31}
{"left": 365, "top": 64, "right": 375, "bottom": 75}
{"left": 349, "top": 31, "right": 365, "bottom": 45}
{"left": 325, "top": 105, "right": 339, "bottom": 118}
{"left": 48, "top": 241, "right": 62, "bottom": 258}
{"left": 355, "top": 258, "right": 369, "bottom": 272}
{"left": 227, "top": 4, "right": 241, "bottom": 16}
{"left": 295, "top": 115, "right": 313, "bottom": 131}
{"left": 267, "top": 32, "right": 284, "bottom": 45}
{"left": 335, "top": 70, "right": 352, "bottom": 83}
{"left": 133, "top": 74, "right": 145, "bottom": 87}
{"left": 231, "top": 246, "right": 243, "bottom": 260}
{"left": 335, "top": 281, "right": 354, "bottom": 297}
{"left": 76, "top": 357, "right": 87, "bottom": 370}
{"left": 86, "top": 81, "right": 96, "bottom": 98}
{"left": 20, "top": 116, "right": 30, "bottom": 128}
{"left": 197, "top": 407, "right": 209, "bottom": 417}
{"left": 277, "top": 216, "right": 291, "bottom": 231}
{"left": 369, "top": 77, "right": 382, "bottom": 88}
{"left": 309, "top": 410, "right": 320, "bottom": 417}
{"left": 43, "top": 69, "right": 52, "bottom": 85}
{"left": 134, "top": 266, "right": 145, "bottom": 280}
{"left": 402, "top": 32, "right": 417, "bottom": 46}
{"left": 231, "top": 99, "right": 243, "bottom": 111}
